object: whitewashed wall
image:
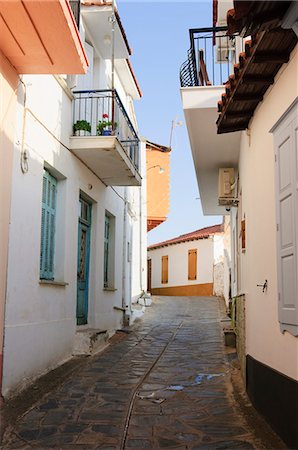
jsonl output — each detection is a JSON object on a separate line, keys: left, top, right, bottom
{"left": 2, "top": 34, "right": 145, "bottom": 396}
{"left": 148, "top": 238, "right": 214, "bottom": 289}
{"left": 223, "top": 216, "right": 232, "bottom": 306}
{"left": 213, "top": 234, "right": 225, "bottom": 297}
{"left": 231, "top": 47, "right": 298, "bottom": 380}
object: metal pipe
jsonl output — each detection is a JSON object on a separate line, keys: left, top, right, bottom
{"left": 111, "top": 0, "right": 115, "bottom": 132}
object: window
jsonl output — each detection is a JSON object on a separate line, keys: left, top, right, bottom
{"left": 272, "top": 100, "right": 298, "bottom": 336}
{"left": 40, "top": 169, "right": 57, "bottom": 279}
{"left": 188, "top": 249, "right": 197, "bottom": 280}
{"left": 161, "top": 255, "right": 168, "bottom": 284}
{"left": 241, "top": 219, "right": 246, "bottom": 251}
{"left": 69, "top": 0, "right": 80, "bottom": 28}
{"left": 104, "top": 214, "right": 110, "bottom": 287}
{"left": 104, "top": 212, "right": 115, "bottom": 288}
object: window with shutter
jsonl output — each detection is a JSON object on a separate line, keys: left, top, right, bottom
{"left": 273, "top": 101, "right": 298, "bottom": 336}
{"left": 241, "top": 219, "right": 246, "bottom": 251}
{"left": 40, "top": 170, "right": 57, "bottom": 280}
{"left": 103, "top": 211, "right": 115, "bottom": 289}
{"left": 104, "top": 214, "right": 110, "bottom": 288}
{"left": 161, "top": 255, "right": 168, "bottom": 284}
{"left": 188, "top": 249, "right": 197, "bottom": 280}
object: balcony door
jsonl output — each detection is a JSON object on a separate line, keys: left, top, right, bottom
{"left": 147, "top": 259, "right": 152, "bottom": 292}
{"left": 77, "top": 42, "right": 94, "bottom": 91}
{"left": 75, "top": 43, "right": 95, "bottom": 132}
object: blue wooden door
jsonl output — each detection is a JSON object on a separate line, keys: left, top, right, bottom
{"left": 76, "top": 197, "right": 91, "bottom": 325}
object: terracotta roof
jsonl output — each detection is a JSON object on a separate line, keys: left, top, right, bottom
{"left": 217, "top": 27, "right": 297, "bottom": 134}
{"left": 147, "top": 217, "right": 166, "bottom": 232}
{"left": 146, "top": 141, "right": 171, "bottom": 153}
{"left": 148, "top": 224, "right": 224, "bottom": 250}
{"left": 82, "top": 1, "right": 132, "bottom": 56}
{"left": 227, "top": 1, "right": 292, "bottom": 38}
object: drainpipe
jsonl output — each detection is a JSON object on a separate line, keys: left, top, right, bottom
{"left": 139, "top": 178, "right": 143, "bottom": 294}
{"left": 0, "top": 77, "right": 27, "bottom": 402}
{"left": 122, "top": 187, "right": 128, "bottom": 324}
{"left": 139, "top": 140, "right": 146, "bottom": 294}
{"left": 111, "top": 0, "right": 115, "bottom": 130}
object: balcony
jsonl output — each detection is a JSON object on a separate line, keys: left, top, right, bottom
{"left": 180, "top": 27, "right": 241, "bottom": 215}
{"left": 0, "top": 0, "right": 87, "bottom": 74}
{"left": 69, "top": 89, "right": 141, "bottom": 186}
{"left": 80, "top": 3, "right": 131, "bottom": 60}
{"left": 180, "top": 26, "right": 236, "bottom": 88}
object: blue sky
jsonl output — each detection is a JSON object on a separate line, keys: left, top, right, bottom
{"left": 118, "top": 1, "right": 222, "bottom": 244}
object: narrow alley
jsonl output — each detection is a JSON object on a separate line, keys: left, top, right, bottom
{"left": 2, "top": 296, "right": 285, "bottom": 450}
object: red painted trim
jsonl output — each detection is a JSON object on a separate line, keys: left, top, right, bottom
{"left": 126, "top": 59, "right": 142, "bottom": 98}
{"left": 0, "top": 352, "right": 3, "bottom": 399}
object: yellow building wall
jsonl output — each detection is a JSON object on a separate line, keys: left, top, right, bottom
{"left": 151, "top": 283, "right": 213, "bottom": 296}
{"left": 146, "top": 144, "right": 170, "bottom": 231}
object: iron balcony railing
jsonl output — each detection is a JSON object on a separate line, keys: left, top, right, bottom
{"left": 69, "top": 0, "right": 80, "bottom": 29}
{"left": 180, "top": 26, "right": 237, "bottom": 88}
{"left": 72, "top": 89, "right": 139, "bottom": 169}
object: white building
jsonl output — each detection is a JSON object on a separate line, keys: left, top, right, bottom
{"left": 147, "top": 224, "right": 224, "bottom": 297}
{"left": 1, "top": 1, "right": 147, "bottom": 398}
{"left": 180, "top": 1, "right": 298, "bottom": 447}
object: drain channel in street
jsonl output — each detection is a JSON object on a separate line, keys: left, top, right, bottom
{"left": 120, "top": 321, "right": 183, "bottom": 449}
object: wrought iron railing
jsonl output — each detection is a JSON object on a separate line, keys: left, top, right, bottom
{"left": 72, "top": 89, "right": 139, "bottom": 169}
{"left": 180, "top": 47, "right": 199, "bottom": 87}
{"left": 180, "top": 26, "right": 237, "bottom": 87}
{"left": 69, "top": 0, "right": 80, "bottom": 29}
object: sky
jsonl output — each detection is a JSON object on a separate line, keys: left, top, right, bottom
{"left": 117, "top": 1, "right": 222, "bottom": 244}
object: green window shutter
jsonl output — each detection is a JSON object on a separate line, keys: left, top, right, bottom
{"left": 40, "top": 170, "right": 57, "bottom": 279}
{"left": 104, "top": 214, "right": 110, "bottom": 287}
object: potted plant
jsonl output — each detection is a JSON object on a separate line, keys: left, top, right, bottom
{"left": 73, "top": 120, "right": 91, "bottom": 136}
{"left": 97, "top": 114, "right": 117, "bottom": 136}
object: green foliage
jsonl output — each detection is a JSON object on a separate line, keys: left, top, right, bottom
{"left": 97, "top": 120, "right": 112, "bottom": 135}
{"left": 73, "top": 120, "right": 91, "bottom": 133}
{"left": 97, "top": 119, "right": 118, "bottom": 135}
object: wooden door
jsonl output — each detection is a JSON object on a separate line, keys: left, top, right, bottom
{"left": 147, "top": 259, "right": 152, "bottom": 292}
{"left": 76, "top": 197, "right": 91, "bottom": 325}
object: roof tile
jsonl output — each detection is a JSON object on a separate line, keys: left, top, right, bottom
{"left": 148, "top": 224, "right": 223, "bottom": 250}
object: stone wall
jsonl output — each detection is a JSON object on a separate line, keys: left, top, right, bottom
{"left": 235, "top": 294, "right": 246, "bottom": 384}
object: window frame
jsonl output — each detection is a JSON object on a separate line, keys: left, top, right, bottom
{"left": 104, "top": 214, "right": 110, "bottom": 288}
{"left": 103, "top": 211, "right": 115, "bottom": 289}
{"left": 188, "top": 248, "right": 197, "bottom": 281}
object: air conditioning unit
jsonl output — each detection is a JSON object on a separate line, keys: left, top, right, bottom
{"left": 216, "top": 46, "right": 229, "bottom": 62}
{"left": 216, "top": 46, "right": 235, "bottom": 63}
{"left": 218, "top": 168, "right": 238, "bottom": 206}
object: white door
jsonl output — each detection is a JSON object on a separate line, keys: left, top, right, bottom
{"left": 274, "top": 103, "right": 298, "bottom": 335}
{"left": 77, "top": 42, "right": 94, "bottom": 91}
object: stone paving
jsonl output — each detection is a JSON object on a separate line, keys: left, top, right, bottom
{"left": 2, "top": 296, "right": 279, "bottom": 449}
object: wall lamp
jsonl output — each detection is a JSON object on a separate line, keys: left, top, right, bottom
{"left": 147, "top": 165, "right": 165, "bottom": 174}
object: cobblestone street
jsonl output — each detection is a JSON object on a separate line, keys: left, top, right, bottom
{"left": 2, "top": 297, "right": 285, "bottom": 449}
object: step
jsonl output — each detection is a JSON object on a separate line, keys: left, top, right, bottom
{"left": 73, "top": 329, "right": 109, "bottom": 356}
